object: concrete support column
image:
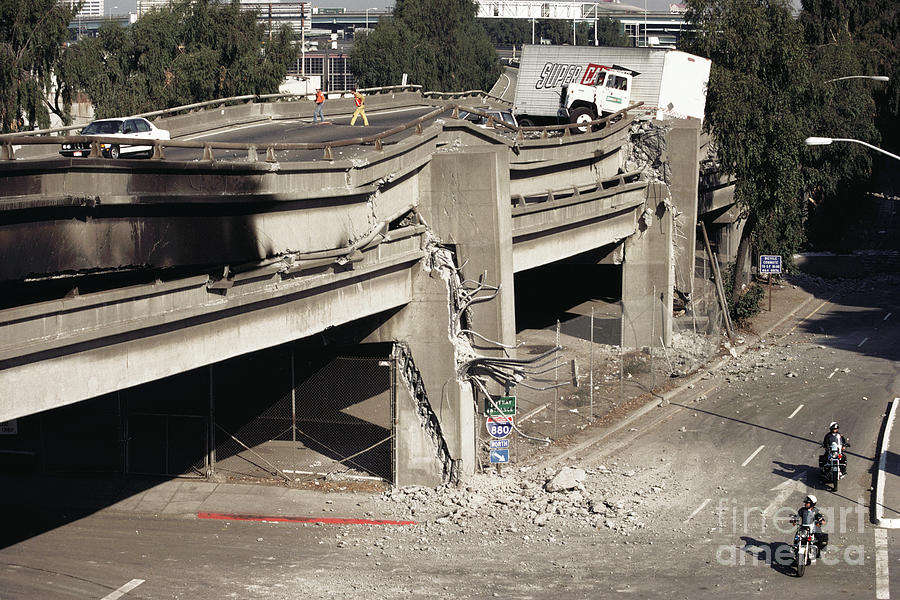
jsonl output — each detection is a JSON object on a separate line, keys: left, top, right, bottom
{"left": 367, "top": 264, "right": 465, "bottom": 488}
{"left": 621, "top": 183, "right": 674, "bottom": 348}
{"left": 420, "top": 147, "right": 516, "bottom": 351}
{"left": 664, "top": 119, "right": 701, "bottom": 297}
{"left": 369, "top": 146, "right": 515, "bottom": 486}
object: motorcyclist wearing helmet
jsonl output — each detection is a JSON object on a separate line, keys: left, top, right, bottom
{"left": 790, "top": 495, "right": 828, "bottom": 560}
{"left": 819, "top": 421, "right": 850, "bottom": 477}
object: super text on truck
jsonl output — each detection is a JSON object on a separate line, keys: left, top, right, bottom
{"left": 512, "top": 45, "right": 712, "bottom": 131}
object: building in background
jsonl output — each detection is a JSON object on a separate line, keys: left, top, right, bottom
{"left": 136, "top": 0, "right": 172, "bottom": 15}
{"left": 61, "top": 0, "right": 103, "bottom": 18}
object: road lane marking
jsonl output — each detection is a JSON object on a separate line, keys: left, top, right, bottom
{"left": 858, "top": 337, "right": 869, "bottom": 348}
{"left": 782, "top": 298, "right": 831, "bottom": 337}
{"left": 885, "top": 312, "right": 893, "bottom": 321}
{"left": 876, "top": 399, "right": 900, "bottom": 528}
{"left": 788, "top": 404, "right": 804, "bottom": 419}
{"left": 741, "top": 445, "right": 765, "bottom": 467}
{"left": 876, "top": 528, "right": 889, "bottom": 599}
{"left": 683, "top": 498, "right": 711, "bottom": 523}
{"left": 101, "top": 579, "right": 144, "bottom": 600}
{"left": 764, "top": 470, "right": 808, "bottom": 516}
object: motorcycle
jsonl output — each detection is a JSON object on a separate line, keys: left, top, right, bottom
{"left": 821, "top": 440, "right": 845, "bottom": 491}
{"left": 792, "top": 524, "right": 817, "bottom": 577}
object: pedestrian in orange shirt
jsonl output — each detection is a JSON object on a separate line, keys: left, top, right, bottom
{"left": 312, "top": 88, "right": 325, "bottom": 123}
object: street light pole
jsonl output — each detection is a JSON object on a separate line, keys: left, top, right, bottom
{"left": 805, "top": 137, "right": 900, "bottom": 162}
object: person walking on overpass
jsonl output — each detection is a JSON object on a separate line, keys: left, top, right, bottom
{"left": 312, "top": 88, "right": 326, "bottom": 123}
{"left": 350, "top": 88, "right": 368, "bottom": 126}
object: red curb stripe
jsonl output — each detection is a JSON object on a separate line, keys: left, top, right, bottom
{"left": 197, "top": 511, "right": 416, "bottom": 526}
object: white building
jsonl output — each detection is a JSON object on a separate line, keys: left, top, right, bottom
{"left": 61, "top": 0, "right": 103, "bottom": 18}
{"left": 136, "top": 0, "right": 175, "bottom": 17}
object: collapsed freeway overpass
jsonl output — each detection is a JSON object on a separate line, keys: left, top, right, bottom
{"left": 0, "top": 88, "right": 730, "bottom": 487}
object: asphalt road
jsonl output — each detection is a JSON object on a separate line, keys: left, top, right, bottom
{"left": 162, "top": 105, "right": 453, "bottom": 163}
{"left": 1, "top": 276, "right": 898, "bottom": 599}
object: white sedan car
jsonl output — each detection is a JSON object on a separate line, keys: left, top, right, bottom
{"left": 60, "top": 117, "right": 170, "bottom": 159}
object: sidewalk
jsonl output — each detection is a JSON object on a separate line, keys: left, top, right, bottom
{"left": 876, "top": 400, "right": 900, "bottom": 527}
{"left": 0, "top": 275, "right": 837, "bottom": 526}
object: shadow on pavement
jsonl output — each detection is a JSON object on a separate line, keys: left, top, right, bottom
{"left": 0, "top": 473, "right": 169, "bottom": 549}
{"left": 740, "top": 536, "right": 796, "bottom": 576}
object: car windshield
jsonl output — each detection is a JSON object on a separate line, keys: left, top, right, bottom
{"left": 82, "top": 121, "right": 124, "bottom": 135}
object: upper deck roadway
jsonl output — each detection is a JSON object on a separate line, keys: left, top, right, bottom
{"left": 167, "top": 104, "right": 439, "bottom": 163}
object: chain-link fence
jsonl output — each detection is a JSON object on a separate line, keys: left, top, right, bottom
{"left": 212, "top": 355, "right": 394, "bottom": 485}
{"left": 479, "top": 253, "right": 724, "bottom": 468}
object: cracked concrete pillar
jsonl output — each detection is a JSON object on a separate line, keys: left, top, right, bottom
{"left": 368, "top": 145, "right": 514, "bottom": 486}
{"left": 621, "top": 183, "right": 674, "bottom": 348}
{"left": 664, "top": 118, "right": 701, "bottom": 298}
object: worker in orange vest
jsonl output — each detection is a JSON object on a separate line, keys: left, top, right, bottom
{"left": 312, "top": 88, "right": 325, "bottom": 123}
{"left": 350, "top": 88, "right": 368, "bottom": 126}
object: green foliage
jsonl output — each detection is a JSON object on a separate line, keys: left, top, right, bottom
{"left": 349, "top": 0, "right": 501, "bottom": 92}
{"left": 66, "top": 0, "right": 293, "bottom": 117}
{"left": 721, "top": 264, "right": 765, "bottom": 324}
{"left": 0, "top": 0, "right": 76, "bottom": 132}
{"left": 799, "top": 0, "right": 897, "bottom": 251}
{"left": 682, "top": 0, "right": 814, "bottom": 286}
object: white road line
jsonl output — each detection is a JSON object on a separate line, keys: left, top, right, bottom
{"left": 788, "top": 404, "right": 804, "bottom": 419}
{"left": 741, "top": 445, "right": 765, "bottom": 467}
{"left": 876, "top": 399, "right": 900, "bottom": 528}
{"left": 100, "top": 579, "right": 145, "bottom": 600}
{"left": 764, "top": 470, "right": 809, "bottom": 516}
{"left": 885, "top": 312, "right": 893, "bottom": 321}
{"left": 859, "top": 337, "right": 869, "bottom": 347}
{"left": 683, "top": 498, "right": 711, "bottom": 523}
{"left": 875, "top": 528, "right": 889, "bottom": 600}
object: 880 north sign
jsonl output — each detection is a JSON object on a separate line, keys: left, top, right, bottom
{"left": 486, "top": 416, "right": 514, "bottom": 439}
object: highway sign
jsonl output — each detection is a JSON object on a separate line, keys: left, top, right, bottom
{"left": 490, "top": 449, "right": 510, "bottom": 464}
{"left": 759, "top": 255, "right": 782, "bottom": 275}
{"left": 485, "top": 396, "right": 516, "bottom": 417}
{"left": 489, "top": 439, "right": 510, "bottom": 449}
{"left": 486, "top": 416, "right": 514, "bottom": 439}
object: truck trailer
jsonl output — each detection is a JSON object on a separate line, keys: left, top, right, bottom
{"left": 512, "top": 45, "right": 711, "bottom": 128}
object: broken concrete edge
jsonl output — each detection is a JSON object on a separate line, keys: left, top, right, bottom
{"left": 874, "top": 398, "right": 900, "bottom": 528}
{"left": 530, "top": 288, "right": 821, "bottom": 473}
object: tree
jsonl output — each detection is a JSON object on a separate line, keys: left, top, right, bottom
{"left": 799, "top": 0, "right": 897, "bottom": 250}
{"left": 0, "top": 0, "right": 76, "bottom": 132}
{"left": 65, "top": 0, "right": 293, "bottom": 118}
{"left": 681, "top": 0, "right": 814, "bottom": 300}
{"left": 349, "top": 0, "right": 501, "bottom": 92}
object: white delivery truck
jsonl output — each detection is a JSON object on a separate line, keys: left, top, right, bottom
{"left": 512, "top": 45, "right": 711, "bottom": 129}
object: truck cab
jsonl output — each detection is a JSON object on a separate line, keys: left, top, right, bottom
{"left": 560, "top": 67, "right": 633, "bottom": 132}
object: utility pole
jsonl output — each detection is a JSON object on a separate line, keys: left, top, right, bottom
{"left": 301, "top": 2, "right": 306, "bottom": 78}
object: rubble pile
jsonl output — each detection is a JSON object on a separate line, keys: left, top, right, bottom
{"left": 367, "top": 462, "right": 683, "bottom": 542}
{"left": 624, "top": 121, "right": 672, "bottom": 184}
{"left": 667, "top": 329, "right": 716, "bottom": 375}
